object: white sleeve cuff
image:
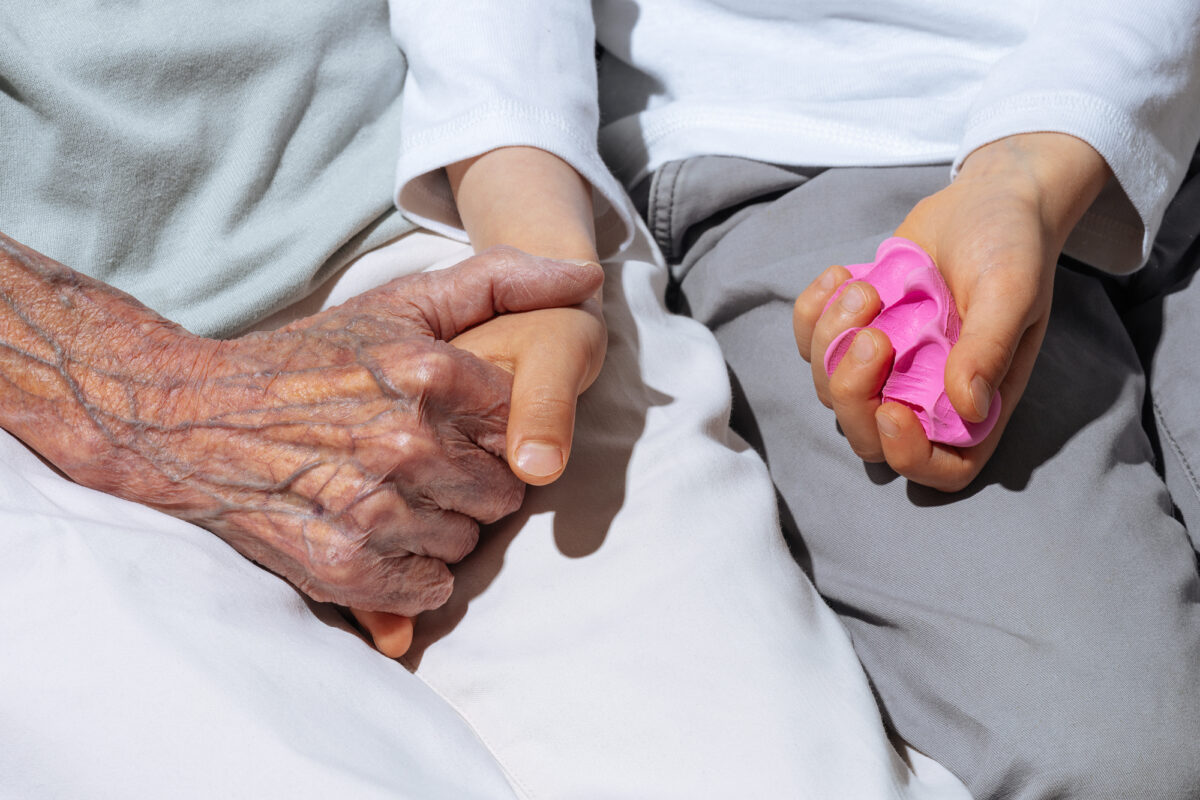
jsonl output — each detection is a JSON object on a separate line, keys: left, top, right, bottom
{"left": 954, "top": 91, "right": 1174, "bottom": 274}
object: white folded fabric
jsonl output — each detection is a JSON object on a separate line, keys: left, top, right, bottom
{"left": 0, "top": 230, "right": 969, "bottom": 799}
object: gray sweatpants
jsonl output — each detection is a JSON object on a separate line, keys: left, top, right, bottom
{"left": 643, "top": 156, "right": 1200, "bottom": 799}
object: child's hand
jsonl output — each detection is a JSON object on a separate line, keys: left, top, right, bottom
{"left": 793, "top": 133, "right": 1110, "bottom": 491}
{"left": 448, "top": 296, "right": 607, "bottom": 486}
{"left": 444, "top": 146, "right": 609, "bottom": 487}
{"left": 351, "top": 610, "right": 415, "bottom": 658}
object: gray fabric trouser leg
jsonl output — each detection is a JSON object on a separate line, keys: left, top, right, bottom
{"left": 647, "top": 156, "right": 1200, "bottom": 800}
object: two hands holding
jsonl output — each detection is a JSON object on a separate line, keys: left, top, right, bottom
{"left": 362, "top": 133, "right": 1109, "bottom": 649}
{"left": 255, "top": 147, "right": 613, "bottom": 655}
{"left": 352, "top": 147, "right": 611, "bottom": 654}
{"left": 0, "top": 231, "right": 603, "bottom": 659}
{"left": 361, "top": 133, "right": 1110, "bottom": 652}
{"left": 0, "top": 135, "right": 1108, "bottom": 659}
{"left": 0, "top": 147, "right": 605, "bottom": 659}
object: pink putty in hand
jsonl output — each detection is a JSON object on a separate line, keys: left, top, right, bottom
{"left": 822, "top": 237, "right": 1001, "bottom": 447}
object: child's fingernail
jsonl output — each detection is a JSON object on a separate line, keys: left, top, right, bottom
{"left": 819, "top": 267, "right": 838, "bottom": 290}
{"left": 840, "top": 284, "right": 866, "bottom": 313}
{"left": 877, "top": 411, "right": 901, "bottom": 438}
{"left": 851, "top": 330, "right": 876, "bottom": 363}
{"left": 515, "top": 441, "right": 563, "bottom": 477}
{"left": 970, "top": 375, "right": 992, "bottom": 420}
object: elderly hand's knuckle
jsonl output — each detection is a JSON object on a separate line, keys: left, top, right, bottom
{"left": 389, "top": 557, "right": 454, "bottom": 613}
{"left": 420, "top": 578, "right": 454, "bottom": 611}
{"left": 496, "top": 479, "right": 526, "bottom": 519}
{"left": 446, "top": 519, "right": 481, "bottom": 563}
{"left": 309, "top": 538, "right": 373, "bottom": 587}
{"left": 473, "top": 245, "right": 522, "bottom": 279}
{"left": 310, "top": 554, "right": 354, "bottom": 589}
{"left": 410, "top": 348, "right": 459, "bottom": 390}
{"left": 391, "top": 434, "right": 437, "bottom": 473}
{"left": 471, "top": 473, "right": 526, "bottom": 524}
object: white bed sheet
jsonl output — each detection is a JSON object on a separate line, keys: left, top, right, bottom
{"left": 0, "top": 229, "right": 971, "bottom": 799}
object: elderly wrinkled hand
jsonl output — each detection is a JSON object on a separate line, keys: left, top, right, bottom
{"left": 0, "top": 237, "right": 602, "bottom": 616}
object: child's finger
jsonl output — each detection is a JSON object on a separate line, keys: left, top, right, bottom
{"left": 828, "top": 329, "right": 893, "bottom": 462}
{"left": 351, "top": 609, "right": 415, "bottom": 658}
{"left": 944, "top": 273, "right": 1042, "bottom": 424}
{"left": 793, "top": 265, "right": 851, "bottom": 360}
{"left": 875, "top": 402, "right": 999, "bottom": 493}
{"left": 451, "top": 305, "right": 606, "bottom": 487}
{"left": 809, "top": 280, "right": 882, "bottom": 408}
{"left": 505, "top": 312, "right": 605, "bottom": 486}
{"left": 873, "top": 403, "right": 970, "bottom": 490}
{"left": 506, "top": 342, "right": 590, "bottom": 485}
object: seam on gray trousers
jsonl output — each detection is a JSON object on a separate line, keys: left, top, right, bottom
{"left": 1154, "top": 398, "right": 1200, "bottom": 506}
{"left": 649, "top": 159, "right": 684, "bottom": 261}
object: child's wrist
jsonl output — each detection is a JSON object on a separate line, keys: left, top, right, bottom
{"left": 447, "top": 146, "right": 598, "bottom": 262}
{"left": 959, "top": 133, "right": 1111, "bottom": 247}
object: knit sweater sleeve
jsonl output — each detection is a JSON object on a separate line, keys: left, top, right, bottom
{"left": 955, "top": 1, "right": 1200, "bottom": 273}
{"left": 387, "top": 1, "right": 635, "bottom": 256}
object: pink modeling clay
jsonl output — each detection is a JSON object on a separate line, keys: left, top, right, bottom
{"left": 822, "top": 237, "right": 1000, "bottom": 447}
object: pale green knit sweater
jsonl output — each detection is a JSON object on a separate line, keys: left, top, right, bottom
{"left": 0, "top": 0, "right": 415, "bottom": 337}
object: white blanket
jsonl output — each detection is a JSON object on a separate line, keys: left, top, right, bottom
{"left": 0, "top": 230, "right": 970, "bottom": 799}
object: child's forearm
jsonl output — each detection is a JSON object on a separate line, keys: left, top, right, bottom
{"left": 439, "top": 146, "right": 608, "bottom": 489}
{"left": 447, "top": 146, "right": 600, "bottom": 264}
{"left": 957, "top": 133, "right": 1111, "bottom": 251}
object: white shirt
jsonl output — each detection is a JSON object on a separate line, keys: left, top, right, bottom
{"left": 390, "top": 1, "right": 1200, "bottom": 272}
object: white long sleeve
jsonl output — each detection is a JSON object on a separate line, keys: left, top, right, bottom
{"left": 390, "top": 1, "right": 1200, "bottom": 270}
{"left": 388, "top": 1, "right": 635, "bottom": 256}
{"left": 954, "top": 3, "right": 1200, "bottom": 272}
